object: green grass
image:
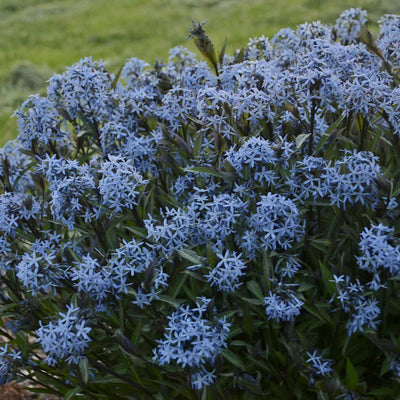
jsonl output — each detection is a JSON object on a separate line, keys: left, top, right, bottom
{"left": 1, "top": 0, "right": 400, "bottom": 144}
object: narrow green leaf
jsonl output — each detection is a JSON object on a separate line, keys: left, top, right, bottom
{"left": 309, "top": 238, "right": 332, "bottom": 252}
{"left": 111, "top": 63, "right": 124, "bottom": 89}
{"left": 221, "top": 349, "right": 246, "bottom": 370}
{"left": 124, "top": 225, "right": 148, "bottom": 239}
{"left": 158, "top": 295, "right": 180, "bottom": 308}
{"left": 297, "top": 281, "right": 315, "bottom": 292}
{"left": 246, "top": 280, "right": 264, "bottom": 302}
{"left": 182, "top": 269, "right": 204, "bottom": 281}
{"left": 368, "top": 387, "right": 399, "bottom": 396}
{"left": 92, "top": 375, "right": 122, "bottom": 384}
{"left": 183, "top": 166, "right": 235, "bottom": 181}
{"left": 242, "top": 297, "right": 264, "bottom": 306}
{"left": 64, "top": 387, "right": 82, "bottom": 400}
{"left": 171, "top": 272, "right": 189, "bottom": 299}
{"left": 302, "top": 303, "right": 333, "bottom": 325}
{"left": 346, "top": 358, "right": 359, "bottom": 390}
{"left": 177, "top": 249, "right": 203, "bottom": 265}
{"left": 193, "top": 131, "right": 204, "bottom": 157}
{"left": 295, "top": 133, "right": 311, "bottom": 150}
{"left": 79, "top": 357, "right": 89, "bottom": 386}
{"left": 319, "top": 262, "right": 335, "bottom": 295}
{"left": 219, "top": 38, "right": 228, "bottom": 65}
{"left": 183, "top": 112, "right": 204, "bottom": 126}
{"left": 380, "top": 356, "right": 393, "bottom": 377}
{"left": 392, "top": 181, "right": 400, "bottom": 198}
{"left": 315, "top": 113, "right": 345, "bottom": 153}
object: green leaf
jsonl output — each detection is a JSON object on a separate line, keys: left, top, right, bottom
{"left": 182, "top": 269, "right": 205, "bottom": 281}
{"left": 221, "top": 349, "right": 246, "bottom": 370}
{"left": 302, "top": 303, "right": 333, "bottom": 326}
{"left": 298, "top": 281, "right": 315, "bottom": 292}
{"left": 64, "top": 387, "right": 82, "bottom": 400}
{"left": 315, "top": 113, "right": 345, "bottom": 152}
{"left": 392, "top": 181, "right": 400, "bottom": 198}
{"left": 183, "top": 113, "right": 205, "bottom": 127}
{"left": 319, "top": 262, "right": 335, "bottom": 295}
{"left": 176, "top": 249, "right": 203, "bottom": 265}
{"left": 368, "top": 387, "right": 400, "bottom": 396}
{"left": 79, "top": 357, "right": 89, "bottom": 386}
{"left": 123, "top": 225, "right": 148, "bottom": 239}
{"left": 241, "top": 297, "right": 264, "bottom": 306}
{"left": 246, "top": 280, "right": 264, "bottom": 302}
{"left": 183, "top": 166, "right": 235, "bottom": 181}
{"left": 219, "top": 38, "right": 228, "bottom": 65}
{"left": 158, "top": 295, "right": 180, "bottom": 308}
{"left": 346, "top": 358, "right": 359, "bottom": 390}
{"left": 170, "top": 272, "right": 189, "bottom": 299}
{"left": 380, "top": 356, "right": 393, "bottom": 377}
{"left": 111, "top": 63, "right": 124, "bottom": 89}
{"left": 295, "top": 133, "right": 311, "bottom": 150}
{"left": 309, "top": 238, "right": 332, "bottom": 253}
{"left": 92, "top": 375, "right": 123, "bottom": 384}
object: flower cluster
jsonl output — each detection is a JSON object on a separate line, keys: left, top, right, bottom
{"left": 264, "top": 283, "right": 304, "bottom": 322}
{"left": 0, "top": 345, "right": 23, "bottom": 385}
{"left": 357, "top": 223, "right": 400, "bottom": 279}
{"left": 205, "top": 250, "right": 247, "bottom": 293}
{"left": 331, "top": 275, "right": 381, "bottom": 335}
{"left": 36, "top": 304, "right": 92, "bottom": 366}
{"left": 305, "top": 349, "right": 334, "bottom": 384}
{"left": 153, "top": 297, "right": 230, "bottom": 389}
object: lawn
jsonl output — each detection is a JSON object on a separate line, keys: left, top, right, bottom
{"left": 1, "top": 0, "right": 400, "bottom": 144}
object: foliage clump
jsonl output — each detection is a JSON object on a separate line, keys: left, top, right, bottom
{"left": 1, "top": 8, "right": 400, "bottom": 399}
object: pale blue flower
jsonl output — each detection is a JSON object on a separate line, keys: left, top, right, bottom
{"left": 98, "top": 155, "right": 147, "bottom": 215}
{"left": 334, "top": 8, "right": 368, "bottom": 44}
{"left": 249, "top": 192, "right": 304, "bottom": 250}
{"left": 153, "top": 297, "right": 230, "bottom": 388}
{"left": 36, "top": 304, "right": 92, "bottom": 366}
{"left": 357, "top": 223, "right": 400, "bottom": 277}
{"left": 0, "top": 344, "right": 23, "bottom": 385}
{"left": 306, "top": 349, "right": 334, "bottom": 385}
{"left": 206, "top": 250, "right": 247, "bottom": 293}
{"left": 264, "top": 284, "right": 303, "bottom": 322}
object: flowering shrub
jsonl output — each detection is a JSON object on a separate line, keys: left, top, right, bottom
{"left": 2, "top": 8, "right": 400, "bottom": 399}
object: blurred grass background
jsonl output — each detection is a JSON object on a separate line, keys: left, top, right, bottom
{"left": 1, "top": 0, "right": 400, "bottom": 145}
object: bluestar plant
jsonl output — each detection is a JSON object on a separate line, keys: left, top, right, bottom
{"left": 1, "top": 7, "right": 400, "bottom": 399}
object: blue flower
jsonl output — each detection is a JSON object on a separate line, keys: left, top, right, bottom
{"left": 0, "top": 344, "right": 23, "bottom": 385}
{"left": 357, "top": 223, "right": 400, "bottom": 278}
{"left": 13, "top": 95, "right": 69, "bottom": 150}
{"left": 0, "top": 193, "right": 41, "bottom": 237}
{"left": 306, "top": 349, "right": 334, "bottom": 384}
{"left": 47, "top": 57, "right": 115, "bottom": 123}
{"left": 190, "top": 367, "right": 217, "bottom": 390}
{"left": 225, "top": 136, "right": 294, "bottom": 185}
{"left": 324, "top": 150, "right": 381, "bottom": 209}
{"left": 249, "top": 192, "right": 304, "bottom": 250}
{"left": 377, "top": 14, "right": 400, "bottom": 71}
{"left": 205, "top": 250, "right": 247, "bottom": 293}
{"left": 334, "top": 8, "right": 368, "bottom": 44}
{"left": 264, "top": 284, "right": 303, "bottom": 322}
{"left": 99, "top": 121, "right": 161, "bottom": 174}
{"left": 98, "top": 155, "right": 147, "bottom": 216}
{"left": 16, "top": 246, "right": 64, "bottom": 295}
{"left": 331, "top": 274, "right": 381, "bottom": 335}
{"left": 69, "top": 254, "right": 113, "bottom": 304}
{"left": 153, "top": 297, "right": 230, "bottom": 389}
{"left": 390, "top": 356, "right": 400, "bottom": 379}
{"left": 346, "top": 297, "right": 381, "bottom": 335}
{"left": 36, "top": 304, "right": 92, "bottom": 366}
{"left": 287, "top": 156, "right": 333, "bottom": 203}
